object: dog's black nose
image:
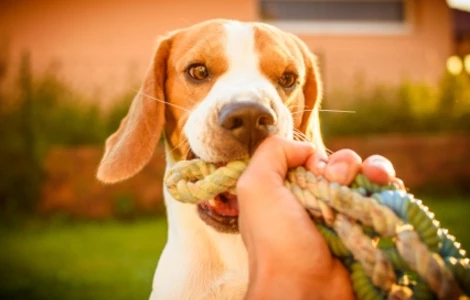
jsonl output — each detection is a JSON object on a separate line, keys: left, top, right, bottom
{"left": 218, "top": 102, "right": 276, "bottom": 153}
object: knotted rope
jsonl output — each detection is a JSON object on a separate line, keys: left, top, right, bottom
{"left": 165, "top": 159, "right": 470, "bottom": 300}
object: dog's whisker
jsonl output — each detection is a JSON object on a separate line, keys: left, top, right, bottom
{"left": 183, "top": 147, "right": 193, "bottom": 160}
{"left": 291, "top": 109, "right": 356, "bottom": 115}
{"left": 292, "top": 132, "right": 301, "bottom": 140}
{"left": 181, "top": 80, "right": 198, "bottom": 104}
{"left": 293, "top": 129, "right": 312, "bottom": 143}
{"left": 319, "top": 109, "right": 356, "bottom": 113}
{"left": 287, "top": 104, "right": 305, "bottom": 110}
{"left": 293, "top": 135, "right": 307, "bottom": 142}
{"left": 165, "top": 138, "right": 190, "bottom": 158}
{"left": 294, "top": 133, "right": 309, "bottom": 143}
{"left": 132, "top": 88, "right": 191, "bottom": 112}
{"left": 292, "top": 129, "right": 304, "bottom": 138}
{"left": 291, "top": 110, "right": 312, "bottom": 115}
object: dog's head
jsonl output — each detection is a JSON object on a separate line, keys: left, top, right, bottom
{"left": 97, "top": 19, "right": 323, "bottom": 233}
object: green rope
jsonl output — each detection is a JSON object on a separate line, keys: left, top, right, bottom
{"left": 164, "top": 159, "right": 469, "bottom": 299}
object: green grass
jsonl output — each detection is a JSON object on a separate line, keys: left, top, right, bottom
{"left": 0, "top": 218, "right": 168, "bottom": 300}
{"left": 421, "top": 194, "right": 470, "bottom": 251}
{"left": 0, "top": 194, "right": 469, "bottom": 300}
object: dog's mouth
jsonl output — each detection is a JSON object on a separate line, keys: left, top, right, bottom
{"left": 187, "top": 150, "right": 241, "bottom": 233}
{"left": 197, "top": 192, "right": 239, "bottom": 233}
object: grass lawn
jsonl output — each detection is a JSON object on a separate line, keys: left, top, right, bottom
{"left": 0, "top": 194, "right": 469, "bottom": 300}
{"left": 0, "top": 218, "right": 168, "bottom": 300}
{"left": 422, "top": 193, "right": 470, "bottom": 251}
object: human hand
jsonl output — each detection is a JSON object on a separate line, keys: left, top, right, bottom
{"left": 236, "top": 136, "right": 401, "bottom": 300}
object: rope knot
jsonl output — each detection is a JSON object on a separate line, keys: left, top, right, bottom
{"left": 164, "top": 158, "right": 469, "bottom": 299}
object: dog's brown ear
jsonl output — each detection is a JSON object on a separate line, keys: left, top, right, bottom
{"left": 97, "top": 36, "right": 172, "bottom": 183}
{"left": 297, "top": 41, "right": 324, "bottom": 149}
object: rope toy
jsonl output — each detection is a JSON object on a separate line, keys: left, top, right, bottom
{"left": 165, "top": 159, "right": 470, "bottom": 300}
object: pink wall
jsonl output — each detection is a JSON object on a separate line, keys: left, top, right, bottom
{"left": 300, "top": 0, "right": 453, "bottom": 94}
{"left": 0, "top": 0, "right": 257, "bottom": 102}
{"left": 0, "top": 0, "right": 453, "bottom": 104}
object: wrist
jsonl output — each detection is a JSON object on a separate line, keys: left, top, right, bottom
{"left": 319, "top": 259, "right": 355, "bottom": 300}
{"left": 246, "top": 268, "right": 314, "bottom": 300}
{"left": 246, "top": 257, "right": 324, "bottom": 300}
{"left": 245, "top": 259, "right": 354, "bottom": 300}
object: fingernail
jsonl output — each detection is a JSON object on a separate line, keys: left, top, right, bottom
{"left": 326, "top": 162, "right": 350, "bottom": 184}
{"left": 369, "top": 157, "right": 394, "bottom": 174}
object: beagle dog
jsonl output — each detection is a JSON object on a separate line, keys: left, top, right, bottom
{"left": 97, "top": 19, "right": 324, "bottom": 299}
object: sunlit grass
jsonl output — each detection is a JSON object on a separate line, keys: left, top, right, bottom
{"left": 0, "top": 218, "right": 167, "bottom": 300}
{"left": 422, "top": 194, "right": 470, "bottom": 252}
{"left": 0, "top": 194, "right": 468, "bottom": 300}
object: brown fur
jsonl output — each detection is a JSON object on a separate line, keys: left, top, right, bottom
{"left": 96, "top": 36, "right": 171, "bottom": 183}
{"left": 164, "top": 21, "right": 229, "bottom": 161}
{"left": 254, "top": 24, "right": 322, "bottom": 144}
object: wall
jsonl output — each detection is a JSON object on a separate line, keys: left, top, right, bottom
{"left": 302, "top": 0, "right": 453, "bottom": 95}
{"left": 1, "top": 0, "right": 453, "bottom": 104}
{"left": 0, "top": 0, "right": 257, "bottom": 103}
{"left": 300, "top": 0, "right": 453, "bottom": 96}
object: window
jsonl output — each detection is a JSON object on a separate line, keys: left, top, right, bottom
{"left": 259, "top": 0, "right": 412, "bottom": 35}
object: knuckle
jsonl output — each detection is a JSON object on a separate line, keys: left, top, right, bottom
{"left": 329, "top": 148, "right": 362, "bottom": 164}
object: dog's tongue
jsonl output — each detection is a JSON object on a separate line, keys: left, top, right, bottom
{"left": 210, "top": 193, "right": 239, "bottom": 216}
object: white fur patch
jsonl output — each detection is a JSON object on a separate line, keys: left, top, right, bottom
{"left": 222, "top": 22, "right": 261, "bottom": 87}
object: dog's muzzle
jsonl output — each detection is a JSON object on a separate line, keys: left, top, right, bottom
{"left": 218, "top": 101, "right": 276, "bottom": 155}
{"left": 193, "top": 101, "right": 278, "bottom": 233}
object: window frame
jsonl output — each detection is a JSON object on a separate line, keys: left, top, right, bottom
{"left": 258, "top": 0, "right": 414, "bottom": 36}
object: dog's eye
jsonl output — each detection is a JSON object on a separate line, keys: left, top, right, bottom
{"left": 188, "top": 64, "right": 209, "bottom": 80}
{"left": 278, "top": 72, "right": 297, "bottom": 89}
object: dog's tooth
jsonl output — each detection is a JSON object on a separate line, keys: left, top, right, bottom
{"left": 209, "top": 198, "right": 217, "bottom": 207}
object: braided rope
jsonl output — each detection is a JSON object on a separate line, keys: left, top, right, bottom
{"left": 164, "top": 159, "right": 469, "bottom": 299}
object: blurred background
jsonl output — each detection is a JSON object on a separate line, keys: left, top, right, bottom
{"left": 0, "top": 0, "right": 469, "bottom": 299}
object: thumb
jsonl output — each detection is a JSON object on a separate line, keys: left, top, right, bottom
{"left": 236, "top": 136, "right": 315, "bottom": 209}
{"left": 248, "top": 136, "right": 315, "bottom": 180}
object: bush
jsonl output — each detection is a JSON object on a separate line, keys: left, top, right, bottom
{"left": 2, "top": 47, "right": 469, "bottom": 213}
{"left": 321, "top": 73, "right": 470, "bottom": 138}
{"left": 0, "top": 51, "right": 132, "bottom": 213}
